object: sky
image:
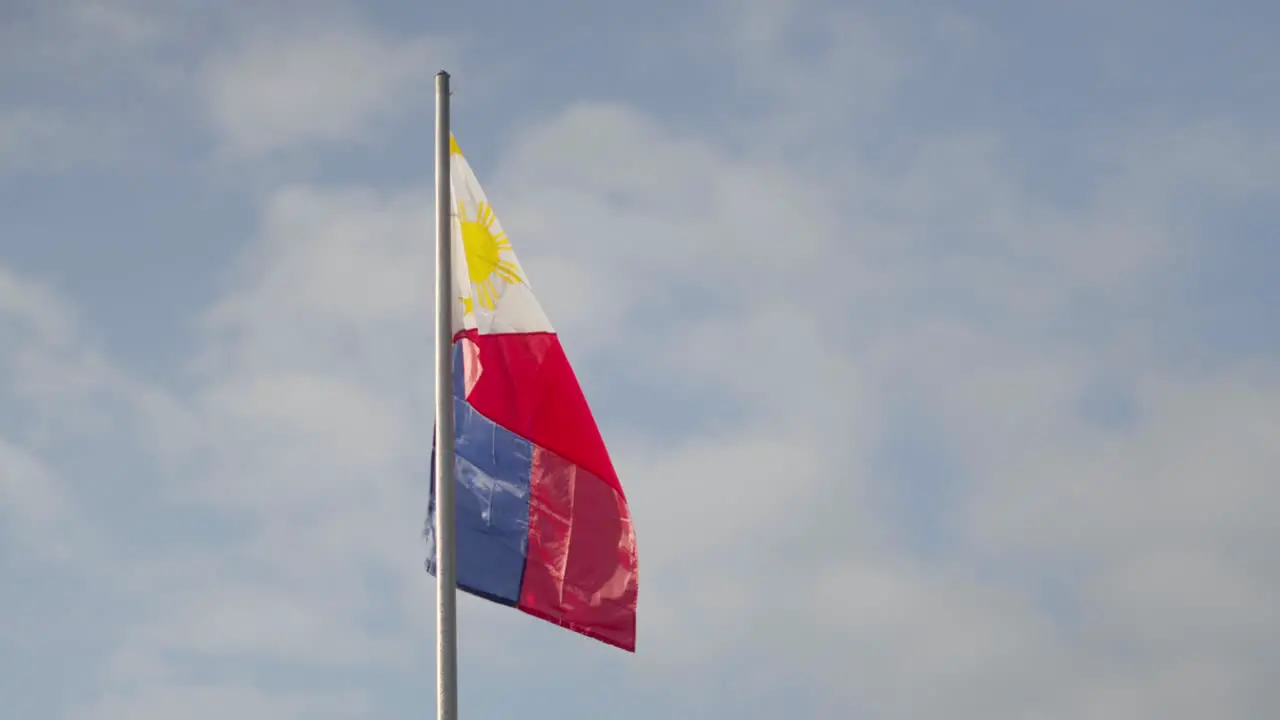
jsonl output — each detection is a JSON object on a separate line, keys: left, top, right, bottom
{"left": 1, "top": 0, "right": 1278, "bottom": 717}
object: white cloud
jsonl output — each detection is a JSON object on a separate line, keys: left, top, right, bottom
{"left": 0, "top": 266, "right": 76, "bottom": 343}
{"left": 3, "top": 2, "right": 1279, "bottom": 718}
{"left": 0, "top": 437, "right": 65, "bottom": 534}
{"left": 201, "top": 22, "right": 448, "bottom": 157}
{"left": 0, "top": 268, "right": 77, "bottom": 541}
{"left": 0, "top": 265, "right": 116, "bottom": 567}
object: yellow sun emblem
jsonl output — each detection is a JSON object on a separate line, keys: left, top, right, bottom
{"left": 457, "top": 198, "right": 522, "bottom": 310}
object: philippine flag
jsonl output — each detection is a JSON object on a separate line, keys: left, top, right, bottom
{"left": 424, "top": 134, "right": 638, "bottom": 652}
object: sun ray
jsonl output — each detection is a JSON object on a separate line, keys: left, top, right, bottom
{"left": 495, "top": 261, "right": 522, "bottom": 283}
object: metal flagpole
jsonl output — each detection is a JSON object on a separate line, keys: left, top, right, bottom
{"left": 433, "top": 69, "right": 459, "bottom": 720}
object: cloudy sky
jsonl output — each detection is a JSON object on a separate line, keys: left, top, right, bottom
{"left": 2, "top": 0, "right": 1278, "bottom": 717}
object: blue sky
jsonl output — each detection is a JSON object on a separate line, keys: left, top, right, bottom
{"left": 2, "top": 0, "right": 1278, "bottom": 718}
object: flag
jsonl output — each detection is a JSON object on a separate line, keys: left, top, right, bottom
{"left": 424, "top": 133, "right": 638, "bottom": 652}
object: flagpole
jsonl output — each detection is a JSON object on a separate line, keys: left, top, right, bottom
{"left": 433, "top": 69, "right": 459, "bottom": 720}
